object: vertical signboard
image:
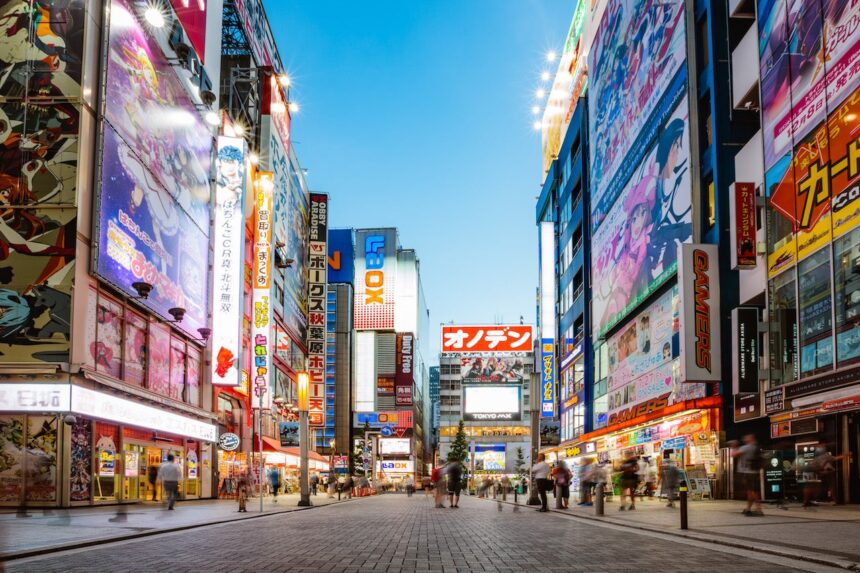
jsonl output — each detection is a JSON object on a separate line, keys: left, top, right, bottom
{"left": 732, "top": 307, "right": 759, "bottom": 394}
{"left": 327, "top": 229, "right": 355, "bottom": 284}
{"left": 307, "top": 193, "right": 329, "bottom": 426}
{"left": 541, "top": 339, "right": 556, "bottom": 418}
{"left": 252, "top": 172, "right": 274, "bottom": 409}
{"left": 211, "top": 136, "right": 247, "bottom": 386}
{"left": 678, "top": 244, "right": 721, "bottom": 383}
{"left": 729, "top": 182, "right": 757, "bottom": 269}
{"left": 395, "top": 333, "right": 414, "bottom": 406}
{"left": 354, "top": 229, "right": 397, "bottom": 330}
{"left": 539, "top": 222, "right": 556, "bottom": 341}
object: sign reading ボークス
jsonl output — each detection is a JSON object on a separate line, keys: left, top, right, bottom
{"left": 307, "top": 193, "right": 329, "bottom": 426}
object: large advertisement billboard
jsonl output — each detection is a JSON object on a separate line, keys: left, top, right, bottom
{"left": 211, "top": 136, "right": 247, "bottom": 386}
{"left": 591, "top": 98, "right": 692, "bottom": 336}
{"left": 441, "top": 325, "right": 533, "bottom": 353}
{"left": 251, "top": 172, "right": 274, "bottom": 410}
{"left": 588, "top": 0, "right": 688, "bottom": 231}
{"left": 95, "top": 0, "right": 211, "bottom": 336}
{"left": 354, "top": 229, "right": 397, "bottom": 330}
{"left": 460, "top": 356, "right": 526, "bottom": 382}
{"left": 327, "top": 229, "right": 355, "bottom": 284}
{"left": 463, "top": 385, "right": 522, "bottom": 422}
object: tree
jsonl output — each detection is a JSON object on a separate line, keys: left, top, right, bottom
{"left": 515, "top": 447, "right": 528, "bottom": 480}
{"left": 447, "top": 420, "right": 469, "bottom": 464}
{"left": 352, "top": 421, "right": 373, "bottom": 476}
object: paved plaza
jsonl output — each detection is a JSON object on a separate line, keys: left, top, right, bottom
{"left": 4, "top": 494, "right": 846, "bottom": 573}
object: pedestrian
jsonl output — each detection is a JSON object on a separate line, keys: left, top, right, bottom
{"left": 520, "top": 477, "right": 528, "bottom": 495}
{"left": 732, "top": 434, "right": 764, "bottom": 516}
{"left": 595, "top": 461, "right": 612, "bottom": 502}
{"left": 236, "top": 472, "right": 250, "bottom": 512}
{"left": 447, "top": 460, "right": 463, "bottom": 508}
{"left": 552, "top": 459, "right": 573, "bottom": 509}
{"left": 431, "top": 463, "right": 446, "bottom": 508}
{"left": 310, "top": 474, "right": 320, "bottom": 496}
{"left": 157, "top": 454, "right": 182, "bottom": 511}
{"left": 327, "top": 474, "right": 337, "bottom": 498}
{"left": 268, "top": 467, "right": 281, "bottom": 503}
{"left": 618, "top": 456, "right": 639, "bottom": 511}
{"left": 422, "top": 476, "right": 432, "bottom": 500}
{"left": 405, "top": 476, "right": 415, "bottom": 497}
{"left": 531, "top": 453, "right": 551, "bottom": 512}
{"left": 661, "top": 459, "right": 680, "bottom": 507}
{"left": 579, "top": 458, "right": 595, "bottom": 506}
{"left": 803, "top": 446, "right": 845, "bottom": 507}
{"left": 344, "top": 475, "right": 355, "bottom": 499}
{"left": 147, "top": 463, "right": 160, "bottom": 501}
{"left": 358, "top": 475, "right": 369, "bottom": 496}
{"left": 636, "top": 457, "right": 650, "bottom": 501}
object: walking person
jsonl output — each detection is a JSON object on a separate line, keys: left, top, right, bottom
{"left": 661, "top": 460, "right": 680, "bottom": 507}
{"left": 531, "top": 453, "right": 551, "bottom": 512}
{"left": 236, "top": 472, "right": 250, "bottom": 512}
{"left": 405, "top": 476, "right": 415, "bottom": 497}
{"left": 803, "top": 446, "right": 846, "bottom": 507}
{"left": 268, "top": 467, "right": 281, "bottom": 503}
{"left": 619, "top": 456, "right": 639, "bottom": 511}
{"left": 157, "top": 454, "right": 182, "bottom": 511}
{"left": 552, "top": 459, "right": 573, "bottom": 509}
{"left": 327, "top": 474, "right": 337, "bottom": 498}
{"left": 344, "top": 475, "right": 354, "bottom": 499}
{"left": 578, "top": 458, "right": 595, "bottom": 506}
{"left": 147, "top": 463, "right": 160, "bottom": 501}
{"left": 310, "top": 474, "right": 320, "bottom": 496}
{"left": 431, "top": 463, "right": 446, "bottom": 508}
{"left": 732, "top": 434, "right": 764, "bottom": 516}
{"left": 447, "top": 460, "right": 463, "bottom": 509}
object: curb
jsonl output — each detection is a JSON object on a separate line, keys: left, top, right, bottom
{"left": 479, "top": 497, "right": 860, "bottom": 571}
{"left": 0, "top": 497, "right": 362, "bottom": 563}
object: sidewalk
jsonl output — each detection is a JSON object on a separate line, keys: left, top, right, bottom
{"left": 0, "top": 493, "right": 352, "bottom": 560}
{"left": 497, "top": 494, "right": 860, "bottom": 570}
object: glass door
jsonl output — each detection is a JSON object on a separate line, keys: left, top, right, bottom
{"left": 123, "top": 444, "right": 142, "bottom": 500}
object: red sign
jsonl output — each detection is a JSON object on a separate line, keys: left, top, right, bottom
{"left": 732, "top": 182, "right": 757, "bottom": 268}
{"left": 395, "top": 333, "right": 414, "bottom": 405}
{"left": 377, "top": 376, "right": 394, "bottom": 397}
{"left": 441, "top": 325, "right": 533, "bottom": 353}
{"left": 169, "top": 0, "right": 207, "bottom": 63}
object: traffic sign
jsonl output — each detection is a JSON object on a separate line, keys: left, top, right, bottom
{"left": 380, "top": 426, "right": 393, "bottom": 437}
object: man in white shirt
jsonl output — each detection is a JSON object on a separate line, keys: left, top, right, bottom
{"left": 531, "top": 454, "right": 551, "bottom": 512}
{"left": 157, "top": 454, "right": 182, "bottom": 510}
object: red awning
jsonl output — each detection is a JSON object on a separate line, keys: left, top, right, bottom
{"left": 257, "top": 436, "right": 329, "bottom": 463}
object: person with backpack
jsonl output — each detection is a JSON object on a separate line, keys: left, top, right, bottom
{"left": 619, "top": 456, "right": 639, "bottom": 511}
{"left": 551, "top": 460, "right": 573, "bottom": 509}
{"left": 733, "top": 434, "right": 764, "bottom": 516}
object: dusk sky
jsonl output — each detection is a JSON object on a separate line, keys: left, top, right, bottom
{"left": 270, "top": 1, "right": 573, "bottom": 358}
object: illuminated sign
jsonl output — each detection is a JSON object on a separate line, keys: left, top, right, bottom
{"left": 218, "top": 433, "right": 240, "bottom": 451}
{"left": 395, "top": 333, "right": 414, "bottom": 406}
{"left": 307, "top": 193, "right": 329, "bottom": 426}
{"left": 378, "top": 438, "right": 411, "bottom": 455}
{"left": 327, "top": 228, "right": 354, "bottom": 283}
{"left": 678, "top": 244, "right": 721, "bottom": 382}
{"left": 463, "top": 385, "right": 522, "bottom": 422}
{"left": 379, "top": 460, "right": 414, "bottom": 473}
{"left": 354, "top": 229, "right": 396, "bottom": 330}
{"left": 732, "top": 307, "right": 759, "bottom": 394}
{"left": 354, "top": 411, "right": 413, "bottom": 429}
{"left": 730, "top": 182, "right": 757, "bottom": 269}
{"left": 251, "top": 172, "right": 274, "bottom": 409}
{"left": 541, "top": 339, "right": 555, "bottom": 418}
{"left": 608, "top": 393, "right": 670, "bottom": 426}
{"left": 211, "top": 135, "right": 247, "bottom": 386}
{"left": 441, "top": 325, "right": 533, "bottom": 353}
{"left": 0, "top": 384, "right": 71, "bottom": 411}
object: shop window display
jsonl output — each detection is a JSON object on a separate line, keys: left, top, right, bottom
{"left": 124, "top": 310, "right": 147, "bottom": 386}
{"left": 0, "top": 417, "right": 25, "bottom": 502}
{"left": 94, "top": 423, "right": 120, "bottom": 500}
{"left": 798, "top": 249, "right": 833, "bottom": 375}
{"left": 70, "top": 418, "right": 92, "bottom": 502}
{"left": 148, "top": 322, "right": 171, "bottom": 397}
{"left": 169, "top": 337, "right": 186, "bottom": 402}
{"left": 835, "top": 227, "right": 860, "bottom": 365}
{"left": 25, "top": 416, "right": 58, "bottom": 502}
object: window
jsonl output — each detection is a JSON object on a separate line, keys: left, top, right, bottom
{"left": 769, "top": 269, "right": 798, "bottom": 386}
{"left": 169, "top": 337, "right": 186, "bottom": 402}
{"left": 798, "top": 249, "right": 832, "bottom": 375}
{"left": 835, "top": 227, "right": 860, "bottom": 366}
{"left": 698, "top": 18, "right": 710, "bottom": 69}
{"left": 94, "top": 296, "right": 123, "bottom": 378}
{"left": 124, "top": 310, "right": 147, "bottom": 386}
{"left": 186, "top": 347, "right": 201, "bottom": 406}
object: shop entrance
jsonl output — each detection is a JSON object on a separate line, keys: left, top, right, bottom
{"left": 847, "top": 413, "right": 860, "bottom": 504}
{"left": 121, "top": 443, "right": 184, "bottom": 502}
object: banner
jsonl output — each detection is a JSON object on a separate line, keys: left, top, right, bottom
{"left": 730, "top": 182, "right": 757, "bottom": 269}
{"left": 460, "top": 356, "right": 526, "bottom": 382}
{"left": 395, "top": 333, "right": 414, "bottom": 405}
{"left": 540, "top": 339, "right": 555, "bottom": 418}
{"left": 211, "top": 136, "right": 247, "bottom": 386}
{"left": 279, "top": 421, "right": 299, "bottom": 447}
{"left": 307, "top": 193, "right": 329, "bottom": 426}
{"left": 251, "top": 172, "right": 274, "bottom": 410}
{"left": 678, "top": 244, "right": 721, "bottom": 382}
{"left": 732, "top": 307, "right": 759, "bottom": 394}
{"left": 354, "top": 229, "right": 397, "bottom": 330}
{"left": 441, "top": 325, "right": 533, "bottom": 353}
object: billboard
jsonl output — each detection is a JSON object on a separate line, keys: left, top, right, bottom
{"left": 678, "top": 244, "right": 722, "bottom": 383}
{"left": 327, "top": 229, "right": 355, "bottom": 284}
{"left": 95, "top": 0, "right": 211, "bottom": 336}
{"left": 233, "top": 0, "right": 282, "bottom": 72}
{"left": 211, "top": 136, "right": 247, "bottom": 386}
{"left": 732, "top": 307, "right": 760, "bottom": 394}
{"left": 354, "top": 411, "right": 413, "bottom": 429}
{"left": 730, "top": 182, "right": 758, "bottom": 269}
{"left": 464, "top": 385, "right": 522, "bottom": 422}
{"left": 307, "top": 193, "right": 328, "bottom": 426}
{"left": 474, "top": 444, "right": 506, "bottom": 471}
{"left": 591, "top": 98, "right": 692, "bottom": 336}
{"left": 379, "top": 460, "right": 414, "bottom": 474}
{"left": 251, "top": 172, "right": 274, "bottom": 410}
{"left": 354, "top": 229, "right": 397, "bottom": 330}
{"left": 758, "top": 0, "right": 860, "bottom": 170}
{"left": 395, "top": 333, "right": 414, "bottom": 405}
{"left": 588, "top": 0, "right": 688, "bottom": 231}
{"left": 378, "top": 438, "right": 411, "bottom": 455}
{"left": 540, "top": 339, "right": 555, "bottom": 418}
{"left": 441, "top": 325, "right": 533, "bottom": 353}
{"left": 279, "top": 421, "right": 299, "bottom": 447}
{"left": 460, "top": 356, "right": 526, "bottom": 382}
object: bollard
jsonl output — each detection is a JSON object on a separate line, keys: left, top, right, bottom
{"left": 679, "top": 486, "right": 688, "bottom": 530}
{"left": 514, "top": 488, "right": 518, "bottom": 504}
{"left": 555, "top": 484, "right": 563, "bottom": 509}
{"left": 595, "top": 483, "right": 605, "bottom": 516}
{"left": 338, "top": 488, "right": 341, "bottom": 501}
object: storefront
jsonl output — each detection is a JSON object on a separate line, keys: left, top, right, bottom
{"left": 0, "top": 381, "right": 216, "bottom": 507}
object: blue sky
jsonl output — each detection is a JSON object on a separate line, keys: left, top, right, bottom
{"left": 270, "top": 1, "right": 573, "bottom": 358}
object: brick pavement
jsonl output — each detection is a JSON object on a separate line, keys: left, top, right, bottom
{"left": 5, "top": 493, "right": 824, "bottom": 573}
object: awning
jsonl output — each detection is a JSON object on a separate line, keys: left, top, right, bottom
{"left": 256, "top": 436, "right": 330, "bottom": 468}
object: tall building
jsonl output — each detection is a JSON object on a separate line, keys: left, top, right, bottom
{"left": 438, "top": 325, "right": 534, "bottom": 476}
{"left": 351, "top": 228, "right": 431, "bottom": 483}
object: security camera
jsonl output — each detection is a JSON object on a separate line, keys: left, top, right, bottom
{"left": 132, "top": 281, "right": 153, "bottom": 299}
{"left": 197, "top": 327, "right": 212, "bottom": 341}
{"left": 168, "top": 307, "right": 186, "bottom": 322}
{"left": 200, "top": 89, "right": 216, "bottom": 107}
{"left": 63, "top": 414, "right": 77, "bottom": 426}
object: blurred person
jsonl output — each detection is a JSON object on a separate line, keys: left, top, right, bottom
{"left": 405, "top": 476, "right": 415, "bottom": 497}
{"left": 578, "top": 458, "right": 595, "bottom": 506}
{"left": 619, "top": 456, "right": 639, "bottom": 511}
{"left": 327, "top": 473, "right": 337, "bottom": 498}
{"left": 422, "top": 476, "right": 432, "bottom": 499}
{"left": 595, "top": 462, "right": 612, "bottom": 503}
{"left": 157, "top": 454, "right": 181, "bottom": 511}
{"left": 358, "top": 475, "right": 370, "bottom": 497}
{"left": 344, "top": 475, "right": 355, "bottom": 499}
{"left": 732, "top": 434, "right": 764, "bottom": 516}
{"left": 552, "top": 460, "right": 573, "bottom": 509}
{"left": 147, "top": 463, "right": 160, "bottom": 501}
{"left": 804, "top": 447, "right": 846, "bottom": 507}
{"left": 236, "top": 472, "right": 250, "bottom": 512}
{"left": 310, "top": 474, "right": 320, "bottom": 496}
{"left": 661, "top": 460, "right": 680, "bottom": 508}
{"left": 268, "top": 467, "right": 281, "bottom": 503}
{"left": 532, "top": 453, "right": 551, "bottom": 512}
{"left": 447, "top": 460, "right": 464, "bottom": 508}
{"left": 431, "top": 463, "right": 446, "bottom": 508}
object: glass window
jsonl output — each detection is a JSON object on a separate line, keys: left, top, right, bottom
{"left": 769, "top": 269, "right": 798, "bottom": 386}
{"left": 148, "top": 322, "right": 171, "bottom": 396}
{"left": 835, "top": 227, "right": 860, "bottom": 365}
{"left": 94, "top": 297, "right": 123, "bottom": 378}
{"left": 186, "top": 347, "right": 201, "bottom": 406}
{"left": 169, "top": 337, "right": 186, "bottom": 402}
{"left": 798, "top": 249, "right": 833, "bottom": 375}
{"left": 124, "top": 311, "right": 147, "bottom": 386}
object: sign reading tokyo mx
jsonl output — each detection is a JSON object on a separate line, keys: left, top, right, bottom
{"left": 364, "top": 234, "right": 386, "bottom": 304}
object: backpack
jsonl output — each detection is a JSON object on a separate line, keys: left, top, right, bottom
{"left": 747, "top": 445, "right": 763, "bottom": 471}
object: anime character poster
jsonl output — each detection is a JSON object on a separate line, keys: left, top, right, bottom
{"left": 0, "top": 416, "right": 24, "bottom": 502}
{"left": 69, "top": 417, "right": 91, "bottom": 502}
{"left": 25, "top": 415, "right": 57, "bottom": 501}
{"left": 758, "top": 0, "right": 860, "bottom": 169}
{"left": 460, "top": 356, "right": 525, "bottom": 383}
{"left": 588, "top": 0, "right": 687, "bottom": 231}
{"left": 591, "top": 99, "right": 692, "bottom": 336}
{"left": 0, "top": 0, "right": 85, "bottom": 99}
{"left": 95, "top": 0, "right": 211, "bottom": 336}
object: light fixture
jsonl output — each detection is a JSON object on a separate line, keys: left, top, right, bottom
{"left": 847, "top": 113, "right": 858, "bottom": 122}
{"left": 249, "top": 152, "right": 259, "bottom": 165}
{"left": 167, "top": 307, "right": 186, "bottom": 323}
{"left": 279, "top": 74, "right": 291, "bottom": 87}
{"left": 546, "top": 50, "right": 557, "bottom": 62}
{"left": 297, "top": 372, "right": 309, "bottom": 412}
{"left": 144, "top": 4, "right": 165, "bottom": 28}
{"left": 541, "top": 71, "right": 550, "bottom": 82}
{"left": 536, "top": 88, "right": 546, "bottom": 99}
{"left": 131, "top": 281, "right": 153, "bottom": 299}
{"left": 531, "top": 105, "right": 540, "bottom": 115}
{"left": 288, "top": 101, "right": 299, "bottom": 114}
{"left": 204, "top": 110, "right": 220, "bottom": 126}
{"left": 232, "top": 123, "right": 245, "bottom": 136}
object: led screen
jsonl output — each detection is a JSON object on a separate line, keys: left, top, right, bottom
{"left": 463, "top": 386, "right": 522, "bottom": 421}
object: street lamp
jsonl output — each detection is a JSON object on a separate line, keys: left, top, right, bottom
{"left": 297, "top": 372, "right": 312, "bottom": 507}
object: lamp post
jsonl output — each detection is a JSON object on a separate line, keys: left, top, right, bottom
{"left": 297, "top": 372, "right": 312, "bottom": 506}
